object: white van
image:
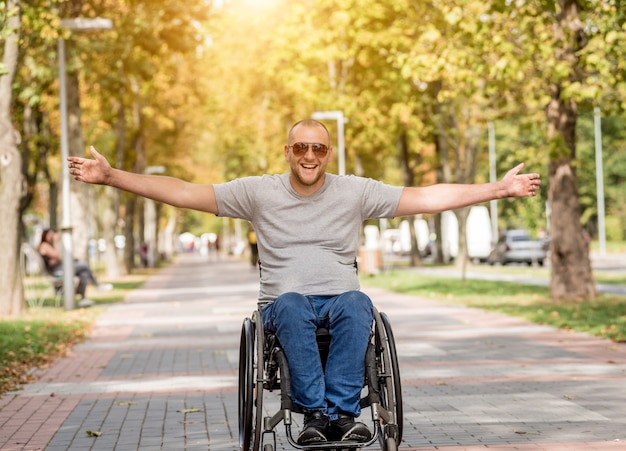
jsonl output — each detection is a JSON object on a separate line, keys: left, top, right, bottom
{"left": 442, "top": 206, "right": 493, "bottom": 262}
{"left": 466, "top": 206, "right": 493, "bottom": 262}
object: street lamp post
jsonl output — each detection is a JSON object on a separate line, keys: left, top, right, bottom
{"left": 58, "top": 17, "right": 112, "bottom": 310}
{"left": 594, "top": 107, "right": 606, "bottom": 256}
{"left": 311, "top": 111, "right": 348, "bottom": 176}
{"left": 144, "top": 166, "right": 166, "bottom": 267}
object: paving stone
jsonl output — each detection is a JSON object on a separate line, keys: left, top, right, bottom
{"left": 0, "top": 254, "right": 624, "bottom": 450}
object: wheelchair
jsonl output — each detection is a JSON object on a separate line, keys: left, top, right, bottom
{"left": 238, "top": 305, "right": 403, "bottom": 451}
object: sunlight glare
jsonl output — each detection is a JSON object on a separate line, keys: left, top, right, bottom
{"left": 242, "top": 0, "right": 279, "bottom": 8}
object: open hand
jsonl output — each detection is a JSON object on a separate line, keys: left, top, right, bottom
{"left": 67, "top": 146, "right": 111, "bottom": 185}
{"left": 502, "top": 163, "right": 541, "bottom": 198}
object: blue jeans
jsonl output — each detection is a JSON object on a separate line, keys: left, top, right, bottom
{"left": 262, "top": 291, "right": 374, "bottom": 420}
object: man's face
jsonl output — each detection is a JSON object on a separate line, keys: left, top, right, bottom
{"left": 284, "top": 124, "right": 333, "bottom": 196}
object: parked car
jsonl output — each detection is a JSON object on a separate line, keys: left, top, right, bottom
{"left": 487, "top": 229, "right": 549, "bottom": 266}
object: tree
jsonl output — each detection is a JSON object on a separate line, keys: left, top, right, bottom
{"left": 0, "top": 0, "right": 25, "bottom": 316}
{"left": 390, "top": 1, "right": 519, "bottom": 269}
{"left": 542, "top": 0, "right": 596, "bottom": 299}
{"left": 66, "top": 0, "right": 213, "bottom": 272}
{"left": 486, "top": 0, "right": 625, "bottom": 299}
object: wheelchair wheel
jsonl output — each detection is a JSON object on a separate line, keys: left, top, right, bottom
{"left": 238, "top": 311, "right": 265, "bottom": 451}
{"left": 374, "top": 310, "right": 403, "bottom": 450}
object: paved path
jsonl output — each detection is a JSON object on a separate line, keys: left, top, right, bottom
{"left": 1, "top": 253, "right": 625, "bottom": 450}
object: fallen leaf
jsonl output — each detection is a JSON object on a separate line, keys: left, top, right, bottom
{"left": 177, "top": 407, "right": 202, "bottom": 414}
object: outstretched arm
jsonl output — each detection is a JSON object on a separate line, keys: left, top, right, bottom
{"left": 394, "top": 163, "right": 541, "bottom": 217}
{"left": 68, "top": 146, "right": 219, "bottom": 214}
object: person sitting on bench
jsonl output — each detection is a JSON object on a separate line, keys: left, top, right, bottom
{"left": 38, "top": 228, "right": 112, "bottom": 307}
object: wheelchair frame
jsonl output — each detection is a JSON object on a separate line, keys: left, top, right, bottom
{"left": 239, "top": 306, "right": 403, "bottom": 451}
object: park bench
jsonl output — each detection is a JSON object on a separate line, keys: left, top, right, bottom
{"left": 19, "top": 242, "right": 77, "bottom": 308}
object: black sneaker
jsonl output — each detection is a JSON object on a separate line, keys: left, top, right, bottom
{"left": 329, "top": 414, "right": 372, "bottom": 442}
{"left": 297, "top": 411, "right": 329, "bottom": 445}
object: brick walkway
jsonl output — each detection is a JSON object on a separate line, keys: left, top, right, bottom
{"left": 0, "top": 253, "right": 624, "bottom": 450}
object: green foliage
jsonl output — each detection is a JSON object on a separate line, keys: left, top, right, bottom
{"left": 11, "top": 0, "right": 72, "bottom": 224}
{"left": 178, "top": 210, "right": 222, "bottom": 237}
{"left": 605, "top": 216, "right": 624, "bottom": 241}
{"left": 576, "top": 111, "right": 626, "bottom": 238}
{"left": 7, "top": 0, "right": 626, "bottom": 281}
{"left": 475, "top": 117, "right": 549, "bottom": 234}
{"left": 473, "top": 106, "right": 626, "bottom": 237}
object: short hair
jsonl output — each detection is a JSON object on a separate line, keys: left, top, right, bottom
{"left": 288, "top": 119, "right": 330, "bottom": 144}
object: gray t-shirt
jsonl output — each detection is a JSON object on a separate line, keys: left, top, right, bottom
{"left": 214, "top": 173, "right": 403, "bottom": 303}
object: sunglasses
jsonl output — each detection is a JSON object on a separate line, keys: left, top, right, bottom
{"left": 289, "top": 142, "right": 329, "bottom": 157}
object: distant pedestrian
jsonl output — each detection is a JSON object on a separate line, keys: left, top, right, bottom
{"left": 139, "top": 242, "right": 148, "bottom": 267}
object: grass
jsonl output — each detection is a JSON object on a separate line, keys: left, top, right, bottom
{"left": 450, "top": 263, "right": 626, "bottom": 286}
{"left": 0, "top": 271, "right": 151, "bottom": 394}
{"left": 361, "top": 268, "right": 626, "bottom": 343}
{"left": 0, "top": 309, "right": 95, "bottom": 393}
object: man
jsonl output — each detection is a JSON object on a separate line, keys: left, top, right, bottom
{"left": 68, "top": 119, "right": 541, "bottom": 444}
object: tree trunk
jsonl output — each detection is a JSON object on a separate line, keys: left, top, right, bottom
{"left": 547, "top": 0, "right": 596, "bottom": 300}
{"left": 103, "top": 98, "right": 128, "bottom": 278}
{"left": 0, "top": 0, "right": 25, "bottom": 316}
{"left": 455, "top": 206, "right": 471, "bottom": 278}
{"left": 452, "top": 122, "right": 479, "bottom": 273}
{"left": 433, "top": 214, "right": 444, "bottom": 264}
{"left": 87, "top": 98, "right": 127, "bottom": 279}
{"left": 124, "top": 197, "right": 136, "bottom": 274}
{"left": 547, "top": 94, "right": 596, "bottom": 299}
{"left": 397, "top": 129, "right": 421, "bottom": 266}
